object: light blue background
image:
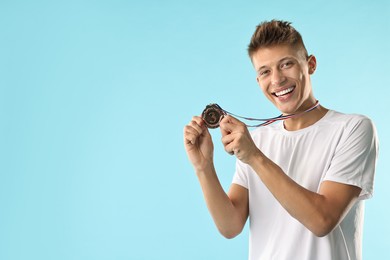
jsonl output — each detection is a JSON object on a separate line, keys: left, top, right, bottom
{"left": 1, "top": 0, "right": 389, "bottom": 259}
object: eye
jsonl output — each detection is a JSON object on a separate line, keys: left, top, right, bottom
{"left": 281, "top": 61, "right": 293, "bottom": 69}
{"left": 258, "top": 69, "right": 270, "bottom": 77}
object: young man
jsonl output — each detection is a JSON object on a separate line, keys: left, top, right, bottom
{"left": 183, "top": 20, "right": 378, "bottom": 260}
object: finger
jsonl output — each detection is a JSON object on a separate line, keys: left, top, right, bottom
{"left": 192, "top": 116, "right": 205, "bottom": 128}
{"left": 191, "top": 120, "right": 212, "bottom": 143}
{"left": 184, "top": 121, "right": 202, "bottom": 136}
{"left": 224, "top": 141, "right": 236, "bottom": 155}
{"left": 219, "top": 116, "right": 231, "bottom": 135}
{"left": 185, "top": 134, "right": 197, "bottom": 146}
{"left": 220, "top": 115, "right": 238, "bottom": 135}
{"left": 224, "top": 115, "right": 244, "bottom": 125}
{"left": 222, "top": 132, "right": 241, "bottom": 155}
{"left": 221, "top": 115, "right": 247, "bottom": 127}
{"left": 220, "top": 115, "right": 247, "bottom": 135}
{"left": 184, "top": 132, "right": 197, "bottom": 146}
{"left": 221, "top": 133, "right": 235, "bottom": 146}
{"left": 183, "top": 125, "right": 201, "bottom": 145}
{"left": 189, "top": 120, "right": 203, "bottom": 135}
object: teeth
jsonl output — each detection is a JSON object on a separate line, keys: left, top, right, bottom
{"left": 275, "top": 87, "right": 294, "bottom": 97}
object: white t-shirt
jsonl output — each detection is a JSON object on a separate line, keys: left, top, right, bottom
{"left": 232, "top": 110, "right": 378, "bottom": 260}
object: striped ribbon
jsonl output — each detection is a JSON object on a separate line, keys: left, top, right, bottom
{"left": 221, "top": 100, "right": 320, "bottom": 127}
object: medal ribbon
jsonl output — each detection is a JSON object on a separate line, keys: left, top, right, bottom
{"left": 221, "top": 100, "right": 320, "bottom": 127}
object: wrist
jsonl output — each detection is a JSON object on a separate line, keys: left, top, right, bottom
{"left": 247, "top": 149, "right": 266, "bottom": 167}
{"left": 194, "top": 161, "right": 215, "bottom": 176}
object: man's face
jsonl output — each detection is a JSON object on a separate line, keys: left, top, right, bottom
{"left": 252, "top": 44, "right": 316, "bottom": 115}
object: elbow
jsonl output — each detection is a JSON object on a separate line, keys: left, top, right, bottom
{"left": 218, "top": 227, "right": 242, "bottom": 239}
{"left": 312, "top": 228, "right": 332, "bottom": 238}
{"left": 310, "top": 217, "right": 337, "bottom": 237}
{"left": 221, "top": 231, "right": 240, "bottom": 239}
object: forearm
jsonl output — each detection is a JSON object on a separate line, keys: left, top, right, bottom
{"left": 248, "top": 153, "right": 352, "bottom": 237}
{"left": 195, "top": 164, "right": 246, "bottom": 238}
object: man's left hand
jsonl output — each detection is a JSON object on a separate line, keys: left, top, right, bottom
{"left": 220, "top": 115, "right": 261, "bottom": 164}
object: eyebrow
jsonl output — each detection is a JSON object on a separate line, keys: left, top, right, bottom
{"left": 257, "top": 56, "right": 295, "bottom": 73}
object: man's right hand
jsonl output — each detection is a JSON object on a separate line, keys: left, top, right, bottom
{"left": 183, "top": 116, "right": 214, "bottom": 172}
{"left": 184, "top": 116, "right": 249, "bottom": 239}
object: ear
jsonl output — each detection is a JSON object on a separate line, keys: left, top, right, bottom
{"left": 307, "top": 55, "right": 317, "bottom": 75}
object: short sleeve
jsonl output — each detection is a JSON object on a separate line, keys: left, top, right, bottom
{"left": 323, "top": 116, "right": 379, "bottom": 200}
{"left": 232, "top": 159, "right": 249, "bottom": 189}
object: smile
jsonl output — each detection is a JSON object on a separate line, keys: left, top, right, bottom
{"left": 274, "top": 86, "right": 295, "bottom": 97}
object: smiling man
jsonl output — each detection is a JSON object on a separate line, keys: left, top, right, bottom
{"left": 184, "top": 20, "right": 378, "bottom": 260}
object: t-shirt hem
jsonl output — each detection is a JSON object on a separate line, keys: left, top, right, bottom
{"left": 232, "top": 179, "right": 248, "bottom": 190}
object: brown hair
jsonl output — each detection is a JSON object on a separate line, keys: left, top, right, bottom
{"left": 247, "top": 20, "right": 308, "bottom": 59}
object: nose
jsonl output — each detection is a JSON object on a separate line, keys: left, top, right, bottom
{"left": 271, "top": 68, "right": 286, "bottom": 87}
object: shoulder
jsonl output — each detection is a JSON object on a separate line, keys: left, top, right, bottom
{"left": 324, "top": 110, "right": 371, "bottom": 122}
{"left": 323, "top": 110, "right": 376, "bottom": 134}
{"left": 322, "top": 111, "right": 378, "bottom": 151}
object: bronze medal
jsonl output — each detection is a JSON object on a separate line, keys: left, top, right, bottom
{"left": 202, "top": 104, "right": 226, "bottom": 128}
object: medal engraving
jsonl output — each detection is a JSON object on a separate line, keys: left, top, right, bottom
{"left": 202, "top": 104, "right": 226, "bottom": 128}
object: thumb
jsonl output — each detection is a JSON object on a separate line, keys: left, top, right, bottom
{"left": 224, "top": 115, "right": 243, "bottom": 125}
{"left": 220, "top": 115, "right": 243, "bottom": 135}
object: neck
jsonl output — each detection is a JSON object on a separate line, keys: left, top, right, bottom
{"left": 283, "top": 104, "right": 328, "bottom": 131}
